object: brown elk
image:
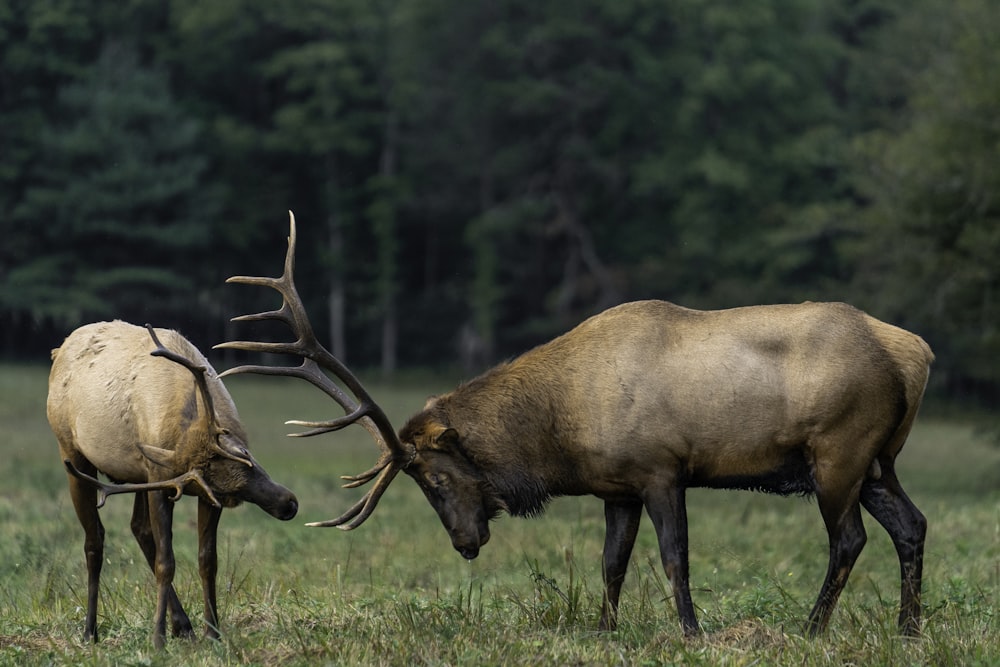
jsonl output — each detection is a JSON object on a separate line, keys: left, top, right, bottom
{"left": 47, "top": 321, "right": 298, "bottom": 648}
{"left": 220, "top": 212, "right": 932, "bottom": 637}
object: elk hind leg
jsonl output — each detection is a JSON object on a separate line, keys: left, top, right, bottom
{"left": 860, "top": 466, "right": 926, "bottom": 636}
{"left": 66, "top": 457, "right": 105, "bottom": 643}
{"left": 599, "top": 499, "right": 643, "bottom": 631}
{"left": 130, "top": 494, "right": 193, "bottom": 638}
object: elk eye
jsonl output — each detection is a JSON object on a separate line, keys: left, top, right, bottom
{"left": 427, "top": 472, "right": 449, "bottom": 487}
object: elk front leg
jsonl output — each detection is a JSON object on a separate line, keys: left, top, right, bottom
{"left": 198, "top": 498, "right": 223, "bottom": 640}
{"left": 645, "top": 483, "right": 699, "bottom": 636}
{"left": 65, "top": 457, "right": 105, "bottom": 643}
{"left": 130, "top": 494, "right": 193, "bottom": 638}
{"left": 599, "top": 499, "right": 643, "bottom": 631}
{"left": 147, "top": 490, "right": 178, "bottom": 650}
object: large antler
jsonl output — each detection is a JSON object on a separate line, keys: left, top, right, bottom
{"left": 145, "top": 325, "right": 252, "bottom": 468}
{"left": 214, "top": 211, "right": 414, "bottom": 529}
{"left": 64, "top": 460, "right": 221, "bottom": 509}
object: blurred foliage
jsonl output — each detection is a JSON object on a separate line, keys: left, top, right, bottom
{"left": 851, "top": 0, "right": 1000, "bottom": 400}
{"left": 0, "top": 0, "right": 996, "bottom": 403}
{"left": 7, "top": 41, "right": 219, "bottom": 328}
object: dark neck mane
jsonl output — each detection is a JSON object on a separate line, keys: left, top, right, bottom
{"left": 445, "top": 357, "right": 572, "bottom": 518}
{"left": 482, "top": 464, "right": 555, "bottom": 518}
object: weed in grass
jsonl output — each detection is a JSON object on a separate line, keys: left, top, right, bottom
{"left": 523, "top": 553, "right": 588, "bottom": 629}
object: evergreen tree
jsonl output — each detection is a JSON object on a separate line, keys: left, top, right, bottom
{"left": 2, "top": 42, "right": 221, "bottom": 332}
{"left": 0, "top": 0, "right": 102, "bottom": 351}
{"left": 852, "top": 0, "right": 1000, "bottom": 398}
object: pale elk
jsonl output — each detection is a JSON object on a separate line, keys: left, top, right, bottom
{"left": 219, "top": 212, "right": 932, "bottom": 637}
{"left": 47, "top": 321, "right": 298, "bottom": 648}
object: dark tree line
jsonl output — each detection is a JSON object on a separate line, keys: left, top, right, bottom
{"left": 0, "top": 0, "right": 997, "bottom": 403}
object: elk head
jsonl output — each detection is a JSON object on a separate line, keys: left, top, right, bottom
{"left": 394, "top": 413, "right": 499, "bottom": 559}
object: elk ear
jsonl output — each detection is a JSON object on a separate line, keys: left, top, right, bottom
{"left": 137, "top": 443, "right": 177, "bottom": 468}
{"left": 216, "top": 433, "right": 254, "bottom": 467}
{"left": 430, "top": 426, "right": 460, "bottom": 450}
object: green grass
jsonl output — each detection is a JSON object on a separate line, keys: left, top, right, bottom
{"left": 1, "top": 363, "right": 997, "bottom": 666}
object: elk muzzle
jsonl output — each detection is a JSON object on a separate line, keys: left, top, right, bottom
{"left": 258, "top": 482, "right": 299, "bottom": 521}
{"left": 454, "top": 529, "right": 489, "bottom": 560}
{"left": 445, "top": 508, "right": 491, "bottom": 560}
{"left": 202, "top": 447, "right": 298, "bottom": 520}
{"left": 237, "top": 468, "right": 298, "bottom": 520}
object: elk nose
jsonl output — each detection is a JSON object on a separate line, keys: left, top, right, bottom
{"left": 458, "top": 545, "right": 480, "bottom": 560}
{"left": 279, "top": 496, "right": 299, "bottom": 521}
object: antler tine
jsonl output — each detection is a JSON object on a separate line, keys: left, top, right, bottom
{"left": 215, "top": 301, "right": 303, "bottom": 358}
{"left": 215, "top": 211, "right": 413, "bottom": 530}
{"left": 222, "top": 357, "right": 390, "bottom": 446}
{"left": 305, "top": 462, "right": 402, "bottom": 530}
{"left": 215, "top": 215, "right": 320, "bottom": 359}
{"left": 221, "top": 358, "right": 356, "bottom": 411}
{"left": 337, "top": 452, "right": 393, "bottom": 488}
{"left": 64, "top": 460, "right": 222, "bottom": 509}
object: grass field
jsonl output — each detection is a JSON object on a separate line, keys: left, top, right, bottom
{"left": 1, "top": 363, "right": 997, "bottom": 666}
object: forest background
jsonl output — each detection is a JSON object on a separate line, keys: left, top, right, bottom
{"left": 1, "top": 0, "right": 998, "bottom": 407}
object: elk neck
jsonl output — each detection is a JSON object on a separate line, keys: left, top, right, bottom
{"left": 436, "top": 361, "right": 582, "bottom": 516}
